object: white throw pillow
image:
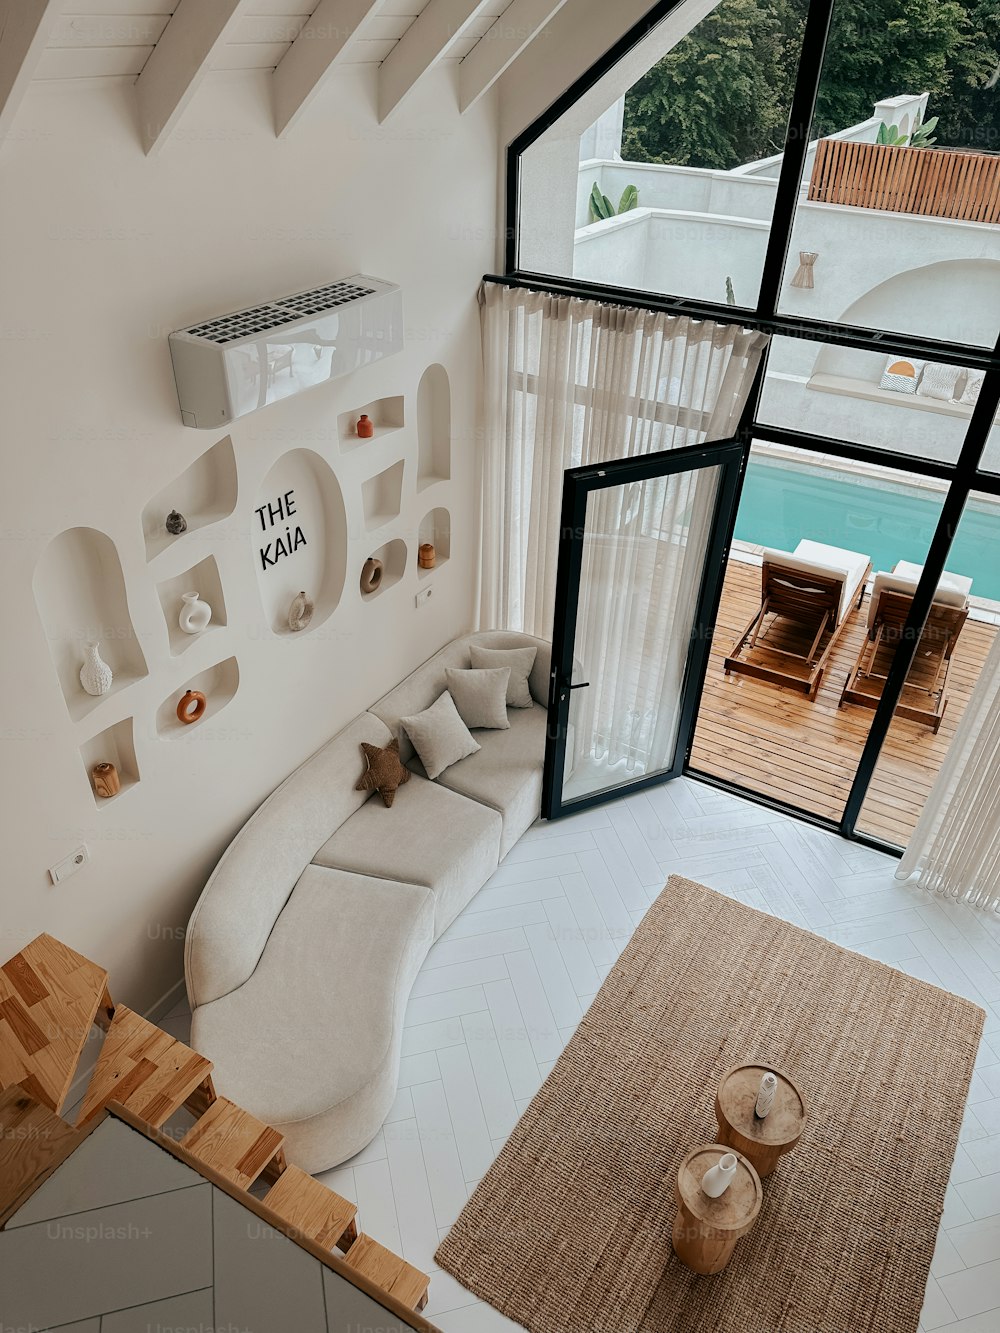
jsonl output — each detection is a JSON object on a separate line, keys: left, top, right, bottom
{"left": 879, "top": 356, "right": 925, "bottom": 395}
{"left": 960, "top": 369, "right": 985, "bottom": 406}
{"left": 400, "top": 690, "right": 480, "bottom": 780}
{"left": 917, "top": 361, "right": 962, "bottom": 402}
{"left": 444, "top": 667, "right": 511, "bottom": 730}
{"left": 469, "top": 644, "right": 538, "bottom": 708}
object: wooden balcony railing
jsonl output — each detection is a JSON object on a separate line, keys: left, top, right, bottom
{"left": 807, "top": 137, "right": 1000, "bottom": 224}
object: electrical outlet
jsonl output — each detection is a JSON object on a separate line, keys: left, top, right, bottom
{"left": 49, "top": 845, "right": 89, "bottom": 885}
{"left": 415, "top": 587, "right": 433, "bottom": 608}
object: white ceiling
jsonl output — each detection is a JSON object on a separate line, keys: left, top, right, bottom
{"left": 0, "top": 0, "right": 572, "bottom": 151}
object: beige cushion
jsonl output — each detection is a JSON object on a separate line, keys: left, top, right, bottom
{"left": 868, "top": 568, "right": 971, "bottom": 629}
{"left": 401, "top": 690, "right": 480, "bottom": 780}
{"left": 960, "top": 369, "right": 985, "bottom": 406}
{"left": 315, "top": 774, "right": 502, "bottom": 935}
{"left": 416, "top": 703, "right": 547, "bottom": 857}
{"left": 469, "top": 643, "right": 537, "bottom": 707}
{"left": 185, "top": 712, "right": 393, "bottom": 1008}
{"left": 190, "top": 864, "right": 434, "bottom": 1173}
{"left": 444, "top": 666, "right": 510, "bottom": 729}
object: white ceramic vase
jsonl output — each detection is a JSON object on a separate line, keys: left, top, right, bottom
{"left": 80, "top": 641, "right": 113, "bottom": 697}
{"left": 755, "top": 1072, "right": 778, "bottom": 1119}
{"left": 701, "top": 1152, "right": 738, "bottom": 1199}
{"left": 179, "top": 591, "right": 212, "bottom": 635}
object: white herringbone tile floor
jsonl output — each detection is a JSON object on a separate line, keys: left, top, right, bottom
{"left": 159, "top": 778, "right": 1000, "bottom": 1333}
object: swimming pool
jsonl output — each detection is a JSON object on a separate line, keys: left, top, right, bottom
{"left": 734, "top": 457, "right": 1000, "bottom": 602}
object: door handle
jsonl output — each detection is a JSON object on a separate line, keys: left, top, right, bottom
{"left": 567, "top": 681, "right": 591, "bottom": 690}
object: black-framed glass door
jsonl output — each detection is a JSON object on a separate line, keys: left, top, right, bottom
{"left": 542, "top": 438, "right": 746, "bottom": 818}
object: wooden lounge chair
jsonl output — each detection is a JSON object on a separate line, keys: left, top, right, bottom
{"left": 724, "top": 539, "right": 872, "bottom": 700}
{"left": 839, "top": 564, "right": 971, "bottom": 733}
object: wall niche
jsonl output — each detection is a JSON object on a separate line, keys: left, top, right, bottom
{"left": 338, "top": 395, "right": 404, "bottom": 452}
{"left": 418, "top": 508, "right": 451, "bottom": 579}
{"left": 156, "top": 554, "right": 228, "bottom": 656}
{"left": 361, "top": 459, "right": 404, "bottom": 532}
{"left": 33, "top": 526, "right": 149, "bottom": 722}
{"left": 156, "top": 656, "right": 240, "bottom": 740}
{"left": 360, "top": 539, "right": 407, "bottom": 602}
{"left": 253, "top": 448, "right": 347, "bottom": 637}
{"left": 142, "top": 435, "right": 238, "bottom": 561}
{"left": 79, "top": 718, "right": 139, "bottom": 808}
{"left": 417, "top": 363, "right": 451, "bottom": 491}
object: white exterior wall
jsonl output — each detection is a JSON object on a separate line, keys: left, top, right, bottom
{"left": 0, "top": 70, "right": 498, "bottom": 1012}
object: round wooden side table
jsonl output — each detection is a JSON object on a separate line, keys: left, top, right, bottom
{"left": 672, "top": 1144, "right": 763, "bottom": 1275}
{"left": 715, "top": 1064, "right": 807, "bottom": 1178}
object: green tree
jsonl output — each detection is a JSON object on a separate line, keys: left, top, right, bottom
{"left": 621, "top": 0, "right": 800, "bottom": 169}
{"left": 621, "top": 0, "right": 999, "bottom": 170}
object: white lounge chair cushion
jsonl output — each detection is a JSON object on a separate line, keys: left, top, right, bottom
{"left": 892, "top": 561, "right": 973, "bottom": 600}
{"left": 761, "top": 540, "right": 870, "bottom": 624}
{"left": 190, "top": 864, "right": 434, "bottom": 1174}
{"left": 867, "top": 567, "right": 970, "bottom": 629}
{"left": 314, "top": 773, "right": 502, "bottom": 936}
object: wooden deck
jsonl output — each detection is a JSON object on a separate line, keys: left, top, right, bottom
{"left": 689, "top": 556, "right": 996, "bottom": 846}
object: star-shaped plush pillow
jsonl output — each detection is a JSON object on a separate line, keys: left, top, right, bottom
{"left": 356, "top": 737, "right": 411, "bottom": 808}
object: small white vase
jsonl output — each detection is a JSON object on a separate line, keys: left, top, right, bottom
{"left": 755, "top": 1072, "right": 778, "bottom": 1119}
{"left": 179, "top": 591, "right": 212, "bottom": 635}
{"left": 702, "top": 1152, "right": 738, "bottom": 1199}
{"left": 80, "top": 641, "right": 113, "bottom": 697}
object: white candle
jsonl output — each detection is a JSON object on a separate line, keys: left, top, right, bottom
{"left": 755, "top": 1071, "right": 778, "bottom": 1119}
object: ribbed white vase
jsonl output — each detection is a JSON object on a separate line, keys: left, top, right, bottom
{"left": 80, "top": 641, "right": 113, "bottom": 696}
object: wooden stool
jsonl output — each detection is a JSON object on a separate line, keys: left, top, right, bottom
{"left": 672, "top": 1144, "right": 762, "bottom": 1275}
{"left": 78, "top": 1005, "right": 215, "bottom": 1128}
{"left": 715, "top": 1063, "right": 807, "bottom": 1177}
{"left": 263, "top": 1164, "right": 358, "bottom": 1253}
{"left": 342, "top": 1233, "right": 430, "bottom": 1311}
{"left": 180, "top": 1096, "right": 286, "bottom": 1189}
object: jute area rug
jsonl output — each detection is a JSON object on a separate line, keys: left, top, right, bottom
{"left": 435, "top": 876, "right": 984, "bottom": 1333}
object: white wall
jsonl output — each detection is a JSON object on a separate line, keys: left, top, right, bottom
{"left": 0, "top": 68, "right": 498, "bottom": 1013}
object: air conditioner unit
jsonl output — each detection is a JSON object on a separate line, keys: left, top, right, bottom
{"left": 168, "top": 275, "right": 403, "bottom": 428}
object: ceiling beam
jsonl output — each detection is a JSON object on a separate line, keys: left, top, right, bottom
{"left": 379, "top": 0, "right": 495, "bottom": 123}
{"left": 273, "top": 0, "right": 385, "bottom": 138}
{"left": 459, "top": 0, "right": 569, "bottom": 113}
{"left": 0, "top": 0, "right": 65, "bottom": 143}
{"left": 136, "top": 0, "right": 247, "bottom": 155}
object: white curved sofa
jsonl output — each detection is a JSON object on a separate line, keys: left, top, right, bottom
{"left": 185, "top": 630, "right": 550, "bottom": 1174}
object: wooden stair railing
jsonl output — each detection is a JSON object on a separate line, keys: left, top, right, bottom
{"left": 0, "top": 934, "right": 432, "bottom": 1319}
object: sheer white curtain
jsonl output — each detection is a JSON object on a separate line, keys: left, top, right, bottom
{"left": 479, "top": 281, "right": 767, "bottom": 787}
{"left": 897, "top": 630, "right": 1000, "bottom": 913}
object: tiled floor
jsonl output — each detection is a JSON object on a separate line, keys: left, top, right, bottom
{"left": 157, "top": 778, "right": 1000, "bottom": 1333}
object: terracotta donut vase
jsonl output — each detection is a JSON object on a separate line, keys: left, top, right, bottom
{"left": 177, "top": 689, "right": 207, "bottom": 725}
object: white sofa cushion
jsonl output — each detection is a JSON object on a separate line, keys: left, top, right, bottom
{"left": 416, "top": 702, "right": 547, "bottom": 857}
{"left": 444, "top": 666, "right": 510, "bottom": 729}
{"left": 468, "top": 643, "right": 537, "bottom": 707}
{"left": 400, "top": 689, "right": 480, "bottom": 779}
{"left": 190, "top": 863, "right": 434, "bottom": 1173}
{"left": 314, "top": 774, "right": 502, "bottom": 935}
{"left": 185, "top": 712, "right": 393, "bottom": 1008}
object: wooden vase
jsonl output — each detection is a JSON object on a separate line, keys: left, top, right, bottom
{"left": 92, "top": 762, "right": 120, "bottom": 799}
{"left": 418, "top": 543, "right": 436, "bottom": 569}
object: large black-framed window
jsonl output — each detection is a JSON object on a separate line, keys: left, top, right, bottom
{"left": 488, "top": 0, "right": 1000, "bottom": 856}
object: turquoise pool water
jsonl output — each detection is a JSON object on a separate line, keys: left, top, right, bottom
{"left": 734, "top": 458, "right": 1000, "bottom": 602}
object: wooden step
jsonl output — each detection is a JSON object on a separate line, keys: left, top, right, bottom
{"left": 180, "top": 1096, "right": 285, "bottom": 1189}
{"left": 263, "top": 1164, "right": 358, "bottom": 1253}
{"left": 0, "top": 1086, "right": 87, "bottom": 1228}
{"left": 0, "top": 934, "right": 114, "bottom": 1113}
{"left": 342, "top": 1233, "right": 430, "bottom": 1312}
{"left": 77, "top": 1004, "right": 215, "bottom": 1128}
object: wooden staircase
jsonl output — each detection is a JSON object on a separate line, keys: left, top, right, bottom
{"left": 0, "top": 934, "right": 431, "bottom": 1318}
